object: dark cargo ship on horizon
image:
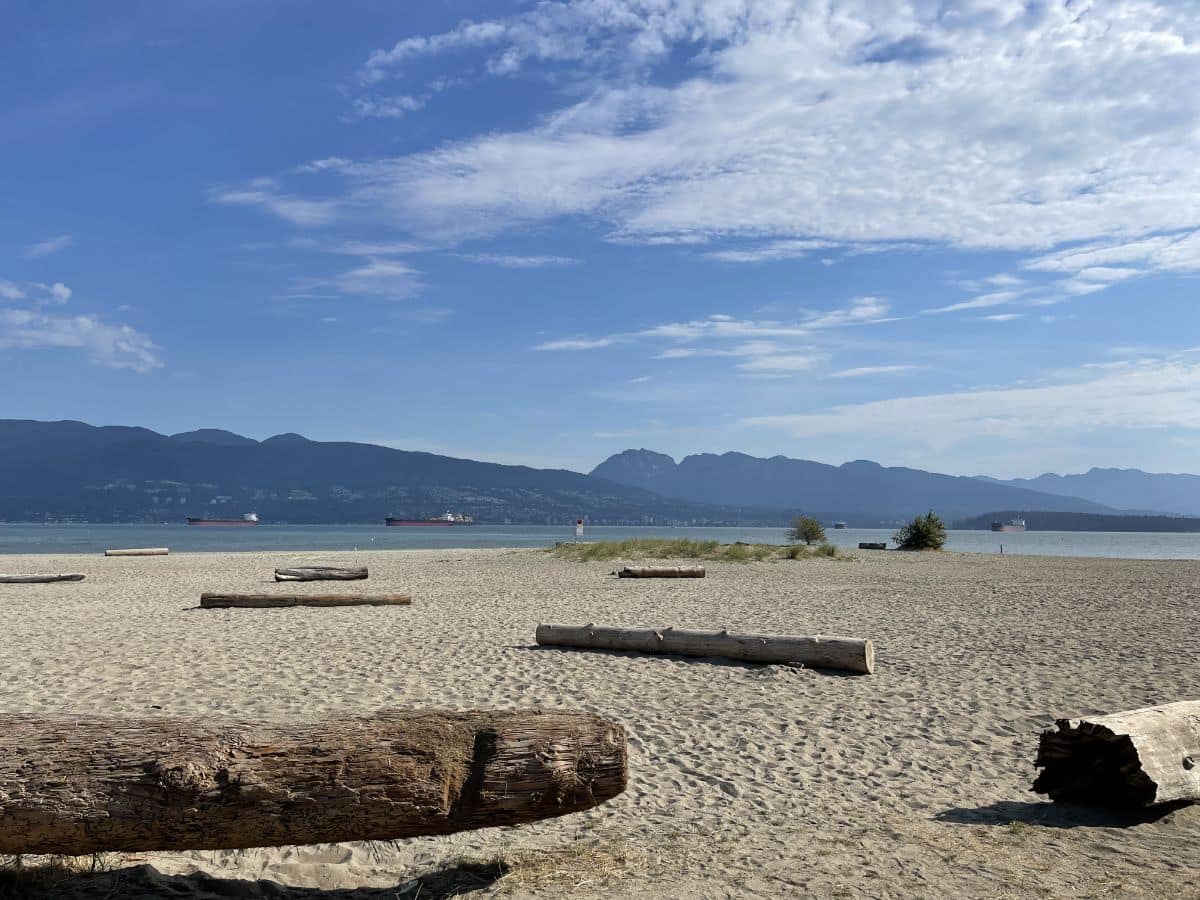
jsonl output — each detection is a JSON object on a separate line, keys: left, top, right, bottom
{"left": 187, "top": 512, "right": 260, "bottom": 526}
{"left": 385, "top": 511, "right": 473, "bottom": 526}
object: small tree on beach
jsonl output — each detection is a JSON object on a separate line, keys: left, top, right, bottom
{"left": 787, "top": 515, "right": 826, "bottom": 546}
{"left": 893, "top": 510, "right": 947, "bottom": 550}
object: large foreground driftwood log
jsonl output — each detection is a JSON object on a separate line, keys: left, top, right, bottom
{"left": 201, "top": 592, "right": 410, "bottom": 608}
{"left": 105, "top": 548, "right": 169, "bottom": 557}
{"left": 536, "top": 623, "right": 875, "bottom": 675}
{"left": 275, "top": 566, "right": 368, "bottom": 582}
{"left": 0, "top": 573, "right": 86, "bottom": 583}
{"left": 1033, "top": 700, "right": 1200, "bottom": 807}
{"left": 0, "top": 710, "right": 627, "bottom": 854}
{"left": 616, "top": 565, "right": 706, "bottom": 578}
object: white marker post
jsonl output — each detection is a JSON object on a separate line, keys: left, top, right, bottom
{"left": 575, "top": 517, "right": 584, "bottom": 538}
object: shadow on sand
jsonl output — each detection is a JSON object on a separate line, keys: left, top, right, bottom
{"left": 521, "top": 643, "right": 863, "bottom": 676}
{"left": 935, "top": 798, "right": 1193, "bottom": 829}
{"left": 0, "top": 859, "right": 508, "bottom": 900}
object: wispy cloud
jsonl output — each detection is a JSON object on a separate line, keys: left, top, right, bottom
{"left": 459, "top": 253, "right": 582, "bottom": 268}
{"left": 924, "top": 290, "right": 1025, "bottom": 315}
{"left": 346, "top": 94, "right": 425, "bottom": 120}
{"left": 24, "top": 234, "right": 73, "bottom": 258}
{"left": 829, "top": 365, "right": 918, "bottom": 378}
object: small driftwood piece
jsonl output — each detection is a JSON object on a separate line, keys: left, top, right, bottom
{"left": 275, "top": 566, "right": 368, "bottom": 582}
{"left": 0, "top": 709, "right": 627, "bottom": 854}
{"left": 858, "top": 542, "right": 887, "bottom": 550}
{"left": 105, "top": 548, "right": 169, "bottom": 557}
{"left": 1033, "top": 700, "right": 1200, "bottom": 807}
{"left": 201, "top": 592, "right": 410, "bottom": 608}
{"left": 536, "top": 623, "right": 875, "bottom": 675}
{"left": 0, "top": 573, "right": 86, "bottom": 584}
{"left": 616, "top": 565, "right": 706, "bottom": 578}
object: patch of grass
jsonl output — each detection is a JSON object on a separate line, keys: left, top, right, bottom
{"left": 0, "top": 854, "right": 118, "bottom": 900}
{"left": 551, "top": 537, "right": 845, "bottom": 563}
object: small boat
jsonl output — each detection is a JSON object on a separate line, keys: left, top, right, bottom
{"left": 385, "top": 511, "right": 474, "bottom": 526}
{"left": 833, "top": 521, "right": 847, "bottom": 529}
{"left": 991, "top": 518, "right": 1027, "bottom": 533}
{"left": 187, "top": 512, "right": 259, "bottom": 526}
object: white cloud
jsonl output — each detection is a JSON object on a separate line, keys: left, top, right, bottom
{"left": 829, "top": 365, "right": 918, "bottom": 378}
{"left": 924, "top": 290, "right": 1024, "bottom": 315}
{"left": 231, "top": 0, "right": 1200, "bottom": 264}
{"left": 744, "top": 356, "right": 1200, "bottom": 445}
{"left": 981, "top": 313, "right": 1022, "bottom": 321}
{"left": 347, "top": 95, "right": 425, "bottom": 120}
{"left": 24, "top": 234, "right": 73, "bottom": 258}
{"left": 704, "top": 240, "right": 835, "bottom": 263}
{"left": 460, "top": 253, "right": 582, "bottom": 268}
{"left": 0, "top": 308, "right": 161, "bottom": 372}
{"left": 535, "top": 336, "right": 616, "bottom": 351}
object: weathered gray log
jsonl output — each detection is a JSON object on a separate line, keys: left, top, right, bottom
{"left": 1033, "top": 700, "right": 1200, "bottom": 807}
{"left": 616, "top": 565, "right": 706, "bottom": 578}
{"left": 105, "top": 548, "right": 169, "bottom": 557}
{"left": 536, "top": 623, "right": 874, "bottom": 674}
{"left": 0, "top": 710, "right": 627, "bottom": 854}
{"left": 858, "top": 542, "right": 887, "bottom": 550}
{"left": 0, "top": 573, "right": 86, "bottom": 583}
{"left": 201, "top": 592, "right": 410, "bottom": 608}
{"left": 275, "top": 566, "right": 368, "bottom": 582}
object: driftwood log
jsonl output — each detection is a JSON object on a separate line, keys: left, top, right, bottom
{"left": 0, "top": 710, "right": 627, "bottom": 854}
{"left": 1033, "top": 700, "right": 1200, "bottom": 807}
{"left": 616, "top": 565, "right": 706, "bottom": 578}
{"left": 536, "top": 623, "right": 874, "bottom": 675}
{"left": 105, "top": 548, "right": 169, "bottom": 557}
{"left": 201, "top": 592, "right": 410, "bottom": 608}
{"left": 858, "top": 542, "right": 887, "bottom": 550}
{"left": 275, "top": 566, "right": 368, "bottom": 582}
{"left": 0, "top": 573, "right": 86, "bottom": 584}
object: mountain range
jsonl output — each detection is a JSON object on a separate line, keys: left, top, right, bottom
{"left": 2, "top": 419, "right": 1196, "bottom": 524}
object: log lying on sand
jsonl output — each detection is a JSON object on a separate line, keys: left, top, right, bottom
{"left": 858, "top": 542, "right": 887, "bottom": 550}
{"left": 0, "top": 573, "right": 86, "bottom": 584}
{"left": 0, "top": 710, "right": 627, "bottom": 854}
{"left": 105, "top": 547, "right": 169, "bottom": 557}
{"left": 201, "top": 592, "right": 410, "bottom": 608}
{"left": 536, "top": 623, "right": 875, "bottom": 675}
{"left": 616, "top": 565, "right": 706, "bottom": 578}
{"left": 1033, "top": 700, "right": 1200, "bottom": 807}
{"left": 275, "top": 566, "right": 368, "bottom": 582}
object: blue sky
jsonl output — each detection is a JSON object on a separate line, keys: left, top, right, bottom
{"left": 3, "top": 0, "right": 1199, "bottom": 476}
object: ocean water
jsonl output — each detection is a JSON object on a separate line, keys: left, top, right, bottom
{"left": 1, "top": 523, "right": 1198, "bottom": 559}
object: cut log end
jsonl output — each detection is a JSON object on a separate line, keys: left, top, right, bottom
{"left": 1032, "top": 701, "right": 1200, "bottom": 807}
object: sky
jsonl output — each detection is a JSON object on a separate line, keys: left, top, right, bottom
{"left": 2, "top": 0, "right": 1199, "bottom": 477}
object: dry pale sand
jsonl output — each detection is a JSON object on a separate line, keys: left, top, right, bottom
{"left": 1, "top": 547, "right": 1198, "bottom": 899}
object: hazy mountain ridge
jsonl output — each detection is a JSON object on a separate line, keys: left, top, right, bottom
{"left": 979, "top": 468, "right": 1200, "bottom": 517}
{"left": 0, "top": 420, "right": 782, "bottom": 525}
{"left": 591, "top": 449, "right": 1117, "bottom": 519}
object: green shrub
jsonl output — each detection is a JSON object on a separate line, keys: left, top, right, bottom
{"left": 786, "top": 515, "right": 826, "bottom": 545}
{"left": 893, "top": 511, "right": 947, "bottom": 550}
{"left": 815, "top": 542, "right": 838, "bottom": 557}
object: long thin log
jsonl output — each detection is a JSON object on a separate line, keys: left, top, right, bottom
{"left": 1033, "top": 700, "right": 1200, "bottom": 806}
{"left": 0, "top": 573, "right": 86, "bottom": 584}
{"left": 201, "top": 592, "right": 410, "bottom": 608}
{"left": 858, "top": 542, "right": 887, "bottom": 550}
{"left": 536, "top": 623, "right": 874, "bottom": 675}
{"left": 0, "top": 710, "right": 627, "bottom": 854}
{"left": 616, "top": 565, "right": 706, "bottom": 578}
{"left": 105, "top": 548, "right": 169, "bottom": 557}
{"left": 275, "top": 566, "right": 368, "bottom": 582}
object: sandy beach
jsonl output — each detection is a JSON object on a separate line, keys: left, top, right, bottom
{"left": 1, "top": 547, "right": 1198, "bottom": 899}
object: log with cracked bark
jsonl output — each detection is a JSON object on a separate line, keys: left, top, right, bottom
{"left": 0, "top": 573, "right": 86, "bottom": 583}
{"left": 0, "top": 710, "right": 628, "bottom": 854}
{"left": 616, "top": 565, "right": 706, "bottom": 578}
{"left": 200, "top": 592, "right": 410, "bottom": 608}
{"left": 1033, "top": 700, "right": 1200, "bottom": 806}
{"left": 104, "top": 548, "right": 169, "bottom": 557}
{"left": 275, "top": 566, "right": 368, "bottom": 581}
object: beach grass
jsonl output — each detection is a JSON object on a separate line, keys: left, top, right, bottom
{"left": 550, "top": 537, "right": 843, "bottom": 562}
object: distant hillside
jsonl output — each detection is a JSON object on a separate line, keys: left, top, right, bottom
{"left": 954, "top": 510, "right": 1200, "bottom": 532}
{"left": 980, "top": 468, "right": 1200, "bottom": 517}
{"left": 0, "top": 419, "right": 785, "bottom": 525}
{"left": 592, "top": 449, "right": 1114, "bottom": 520}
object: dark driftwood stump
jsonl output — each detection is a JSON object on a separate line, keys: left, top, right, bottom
{"left": 1033, "top": 701, "right": 1200, "bottom": 807}
{"left": 0, "top": 710, "right": 627, "bottom": 854}
{"left": 0, "top": 573, "right": 86, "bottom": 583}
{"left": 616, "top": 565, "right": 706, "bottom": 578}
{"left": 275, "top": 566, "right": 368, "bottom": 582}
{"left": 200, "top": 592, "right": 410, "bottom": 608}
{"left": 857, "top": 542, "right": 887, "bottom": 550}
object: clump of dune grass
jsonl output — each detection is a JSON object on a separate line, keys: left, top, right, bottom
{"left": 551, "top": 537, "right": 843, "bottom": 563}
{"left": 0, "top": 854, "right": 119, "bottom": 900}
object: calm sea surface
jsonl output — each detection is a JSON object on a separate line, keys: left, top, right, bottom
{"left": 1, "top": 523, "right": 1198, "bottom": 559}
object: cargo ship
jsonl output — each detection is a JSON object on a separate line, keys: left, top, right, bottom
{"left": 991, "top": 518, "right": 1026, "bottom": 533}
{"left": 833, "top": 521, "right": 848, "bottom": 529}
{"left": 187, "top": 512, "right": 259, "bottom": 526}
{"left": 385, "top": 511, "right": 474, "bottom": 526}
